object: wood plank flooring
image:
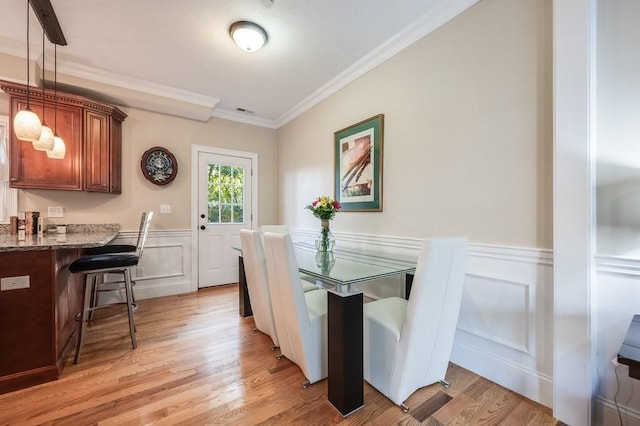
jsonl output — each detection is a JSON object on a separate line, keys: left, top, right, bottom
{"left": 0, "top": 284, "right": 561, "bottom": 425}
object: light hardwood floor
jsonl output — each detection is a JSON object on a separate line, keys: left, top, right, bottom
{"left": 0, "top": 284, "right": 561, "bottom": 425}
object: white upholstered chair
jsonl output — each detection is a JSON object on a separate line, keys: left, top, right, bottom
{"left": 263, "top": 232, "right": 329, "bottom": 387}
{"left": 363, "top": 237, "right": 468, "bottom": 411}
{"left": 240, "top": 229, "right": 279, "bottom": 348}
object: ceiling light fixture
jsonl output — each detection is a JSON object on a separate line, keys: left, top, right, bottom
{"left": 229, "top": 21, "right": 268, "bottom": 52}
{"left": 14, "top": 0, "right": 42, "bottom": 142}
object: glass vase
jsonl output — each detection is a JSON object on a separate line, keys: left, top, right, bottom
{"left": 315, "top": 251, "right": 336, "bottom": 274}
{"left": 315, "top": 220, "right": 335, "bottom": 252}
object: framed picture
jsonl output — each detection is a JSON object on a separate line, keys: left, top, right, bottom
{"left": 334, "top": 114, "right": 383, "bottom": 211}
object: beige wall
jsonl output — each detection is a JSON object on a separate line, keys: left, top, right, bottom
{"left": 277, "top": 0, "right": 552, "bottom": 249}
{"left": 1, "top": 90, "right": 278, "bottom": 231}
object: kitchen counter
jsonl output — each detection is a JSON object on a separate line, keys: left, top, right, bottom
{"left": 0, "top": 224, "right": 120, "bottom": 394}
{"left": 0, "top": 226, "right": 119, "bottom": 252}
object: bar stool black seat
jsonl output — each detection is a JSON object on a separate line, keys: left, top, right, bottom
{"left": 70, "top": 211, "right": 153, "bottom": 363}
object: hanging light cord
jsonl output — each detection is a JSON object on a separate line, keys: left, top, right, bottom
{"left": 54, "top": 44, "right": 58, "bottom": 134}
{"left": 41, "top": 24, "right": 46, "bottom": 123}
{"left": 25, "top": 0, "right": 31, "bottom": 109}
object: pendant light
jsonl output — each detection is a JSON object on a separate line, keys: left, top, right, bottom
{"left": 14, "top": 0, "right": 42, "bottom": 142}
{"left": 33, "top": 27, "right": 54, "bottom": 151}
{"left": 47, "top": 44, "right": 65, "bottom": 160}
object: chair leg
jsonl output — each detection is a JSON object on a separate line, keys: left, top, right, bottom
{"left": 123, "top": 268, "right": 137, "bottom": 349}
{"left": 88, "top": 275, "right": 99, "bottom": 321}
{"left": 75, "top": 274, "right": 94, "bottom": 364}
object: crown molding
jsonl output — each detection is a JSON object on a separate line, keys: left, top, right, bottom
{"left": 58, "top": 62, "right": 220, "bottom": 109}
{"left": 211, "top": 108, "right": 278, "bottom": 129}
{"left": 275, "top": 0, "right": 480, "bottom": 128}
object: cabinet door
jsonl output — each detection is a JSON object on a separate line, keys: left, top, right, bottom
{"left": 9, "top": 98, "right": 82, "bottom": 191}
{"left": 84, "top": 110, "right": 111, "bottom": 192}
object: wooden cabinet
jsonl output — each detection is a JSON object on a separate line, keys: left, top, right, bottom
{"left": 0, "top": 248, "right": 84, "bottom": 394}
{"left": 0, "top": 80, "right": 127, "bottom": 193}
{"left": 84, "top": 109, "right": 123, "bottom": 193}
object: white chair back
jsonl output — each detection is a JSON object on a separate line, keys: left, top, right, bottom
{"left": 389, "top": 237, "right": 468, "bottom": 403}
{"left": 263, "top": 232, "right": 328, "bottom": 384}
{"left": 260, "top": 225, "right": 289, "bottom": 234}
{"left": 240, "top": 229, "right": 278, "bottom": 347}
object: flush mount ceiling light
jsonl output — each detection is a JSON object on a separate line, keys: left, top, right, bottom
{"left": 229, "top": 21, "right": 268, "bottom": 52}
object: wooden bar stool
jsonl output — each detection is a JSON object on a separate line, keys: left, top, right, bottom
{"left": 70, "top": 212, "right": 153, "bottom": 363}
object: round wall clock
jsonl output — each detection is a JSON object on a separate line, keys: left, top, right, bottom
{"left": 140, "top": 146, "right": 178, "bottom": 185}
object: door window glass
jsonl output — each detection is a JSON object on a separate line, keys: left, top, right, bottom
{"left": 207, "top": 163, "right": 245, "bottom": 224}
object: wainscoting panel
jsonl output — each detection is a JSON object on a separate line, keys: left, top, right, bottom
{"left": 458, "top": 272, "right": 532, "bottom": 354}
{"left": 106, "top": 229, "right": 192, "bottom": 300}
{"left": 454, "top": 244, "right": 554, "bottom": 408}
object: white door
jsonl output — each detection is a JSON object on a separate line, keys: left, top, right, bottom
{"left": 197, "top": 152, "right": 252, "bottom": 288}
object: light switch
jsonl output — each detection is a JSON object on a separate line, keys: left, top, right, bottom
{"left": 48, "top": 206, "right": 64, "bottom": 218}
{"left": 160, "top": 204, "right": 171, "bottom": 214}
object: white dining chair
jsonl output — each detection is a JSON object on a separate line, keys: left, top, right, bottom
{"left": 363, "top": 237, "right": 468, "bottom": 411}
{"left": 240, "top": 229, "right": 280, "bottom": 349}
{"left": 263, "top": 232, "right": 329, "bottom": 387}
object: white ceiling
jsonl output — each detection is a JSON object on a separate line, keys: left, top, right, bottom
{"left": 0, "top": 0, "right": 478, "bottom": 128}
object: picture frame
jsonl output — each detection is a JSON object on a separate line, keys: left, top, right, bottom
{"left": 334, "top": 114, "right": 383, "bottom": 212}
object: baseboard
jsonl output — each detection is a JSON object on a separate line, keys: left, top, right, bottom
{"left": 451, "top": 340, "right": 553, "bottom": 408}
{"left": 595, "top": 395, "right": 640, "bottom": 426}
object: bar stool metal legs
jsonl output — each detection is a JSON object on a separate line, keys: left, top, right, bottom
{"left": 74, "top": 267, "right": 137, "bottom": 364}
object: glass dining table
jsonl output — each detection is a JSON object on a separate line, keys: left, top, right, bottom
{"left": 235, "top": 242, "right": 418, "bottom": 416}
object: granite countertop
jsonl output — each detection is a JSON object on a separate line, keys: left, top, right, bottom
{"left": 0, "top": 224, "right": 120, "bottom": 253}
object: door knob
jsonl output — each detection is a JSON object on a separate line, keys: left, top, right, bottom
{"left": 200, "top": 225, "right": 206, "bottom": 230}
{"left": 200, "top": 214, "right": 205, "bottom": 218}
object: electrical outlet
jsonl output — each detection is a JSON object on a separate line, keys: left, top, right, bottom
{"left": 160, "top": 204, "right": 171, "bottom": 214}
{"left": 48, "top": 206, "right": 64, "bottom": 218}
{"left": 1, "top": 275, "right": 30, "bottom": 291}
{"left": 611, "top": 356, "right": 620, "bottom": 367}
{"left": 136, "top": 267, "right": 144, "bottom": 277}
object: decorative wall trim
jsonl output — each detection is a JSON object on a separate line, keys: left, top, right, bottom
{"left": 459, "top": 273, "right": 533, "bottom": 355}
{"left": 595, "top": 395, "right": 640, "bottom": 426}
{"left": 108, "top": 229, "right": 192, "bottom": 300}
{"left": 596, "top": 254, "right": 640, "bottom": 278}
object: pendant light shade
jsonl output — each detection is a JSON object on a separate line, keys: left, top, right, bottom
{"left": 46, "top": 135, "right": 65, "bottom": 159}
{"left": 14, "top": 109, "right": 43, "bottom": 142}
{"left": 15, "top": 0, "right": 42, "bottom": 142}
{"left": 33, "top": 124, "right": 54, "bottom": 150}
{"left": 229, "top": 21, "right": 268, "bottom": 52}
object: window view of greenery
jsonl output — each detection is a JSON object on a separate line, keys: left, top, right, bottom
{"left": 207, "top": 163, "right": 244, "bottom": 224}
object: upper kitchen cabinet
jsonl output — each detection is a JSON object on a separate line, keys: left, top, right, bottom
{"left": 1, "top": 80, "right": 127, "bottom": 193}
